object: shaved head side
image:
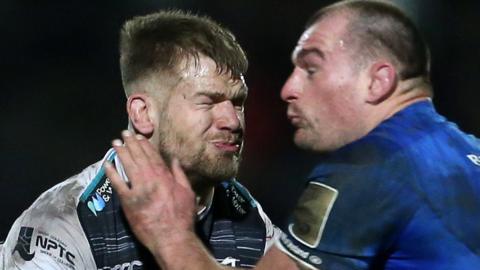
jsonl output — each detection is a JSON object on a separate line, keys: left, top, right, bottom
{"left": 307, "top": 0, "right": 430, "bottom": 83}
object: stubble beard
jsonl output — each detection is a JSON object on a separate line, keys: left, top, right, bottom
{"left": 156, "top": 121, "right": 241, "bottom": 188}
{"left": 294, "top": 123, "right": 342, "bottom": 154}
{"left": 294, "top": 128, "right": 319, "bottom": 151}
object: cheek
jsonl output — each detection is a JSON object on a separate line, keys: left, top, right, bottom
{"left": 302, "top": 86, "right": 348, "bottom": 127}
{"left": 181, "top": 109, "right": 214, "bottom": 135}
{"left": 304, "top": 87, "right": 337, "bottom": 116}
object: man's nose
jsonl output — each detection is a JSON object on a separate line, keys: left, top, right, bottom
{"left": 214, "top": 101, "right": 242, "bottom": 131}
{"left": 280, "top": 69, "right": 302, "bottom": 103}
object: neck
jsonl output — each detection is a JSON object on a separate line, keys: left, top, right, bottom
{"left": 188, "top": 174, "right": 216, "bottom": 213}
{"left": 370, "top": 77, "right": 432, "bottom": 127}
{"left": 195, "top": 187, "right": 215, "bottom": 214}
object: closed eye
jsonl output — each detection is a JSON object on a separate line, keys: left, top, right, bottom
{"left": 306, "top": 66, "right": 317, "bottom": 75}
{"left": 194, "top": 96, "right": 214, "bottom": 107}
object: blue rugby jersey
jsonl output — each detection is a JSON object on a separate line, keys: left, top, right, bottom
{"left": 278, "top": 100, "right": 480, "bottom": 270}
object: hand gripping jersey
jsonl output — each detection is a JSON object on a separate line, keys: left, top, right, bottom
{"left": 1, "top": 149, "right": 277, "bottom": 269}
{"left": 277, "top": 101, "right": 480, "bottom": 270}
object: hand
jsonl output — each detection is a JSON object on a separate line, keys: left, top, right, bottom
{"left": 104, "top": 130, "right": 196, "bottom": 254}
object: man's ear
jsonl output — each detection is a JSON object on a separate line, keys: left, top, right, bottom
{"left": 366, "top": 61, "right": 397, "bottom": 104}
{"left": 126, "top": 94, "right": 155, "bottom": 137}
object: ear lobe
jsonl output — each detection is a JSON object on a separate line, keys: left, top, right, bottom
{"left": 366, "top": 62, "right": 397, "bottom": 104}
{"left": 127, "top": 94, "right": 155, "bottom": 137}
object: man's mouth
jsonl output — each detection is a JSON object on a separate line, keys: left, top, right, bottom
{"left": 287, "top": 106, "right": 304, "bottom": 128}
{"left": 288, "top": 115, "right": 302, "bottom": 126}
{"left": 213, "top": 142, "right": 240, "bottom": 152}
{"left": 211, "top": 139, "right": 242, "bottom": 154}
{"left": 287, "top": 112, "right": 304, "bottom": 127}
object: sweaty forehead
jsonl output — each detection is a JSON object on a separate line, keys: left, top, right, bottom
{"left": 179, "top": 56, "right": 244, "bottom": 82}
{"left": 177, "top": 61, "right": 247, "bottom": 97}
{"left": 292, "top": 14, "right": 350, "bottom": 61}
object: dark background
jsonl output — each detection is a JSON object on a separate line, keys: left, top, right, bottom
{"left": 2, "top": 0, "right": 480, "bottom": 239}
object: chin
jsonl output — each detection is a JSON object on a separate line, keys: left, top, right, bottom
{"left": 201, "top": 158, "right": 239, "bottom": 181}
{"left": 294, "top": 132, "right": 315, "bottom": 150}
{"left": 294, "top": 133, "right": 335, "bottom": 153}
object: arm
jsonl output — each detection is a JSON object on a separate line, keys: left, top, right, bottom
{"left": 153, "top": 234, "right": 299, "bottom": 270}
{"left": 105, "top": 131, "right": 301, "bottom": 270}
{"left": 105, "top": 131, "right": 225, "bottom": 269}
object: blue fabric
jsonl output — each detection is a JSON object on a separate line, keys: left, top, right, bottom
{"left": 280, "top": 101, "right": 480, "bottom": 269}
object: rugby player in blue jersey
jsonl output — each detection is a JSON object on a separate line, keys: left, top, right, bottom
{"left": 106, "top": 0, "right": 480, "bottom": 269}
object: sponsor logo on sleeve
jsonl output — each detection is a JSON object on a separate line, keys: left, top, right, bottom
{"left": 13, "top": 227, "right": 76, "bottom": 269}
{"left": 278, "top": 234, "right": 322, "bottom": 269}
{"left": 289, "top": 182, "right": 338, "bottom": 248}
{"left": 87, "top": 178, "right": 113, "bottom": 216}
{"left": 12, "top": 226, "right": 35, "bottom": 261}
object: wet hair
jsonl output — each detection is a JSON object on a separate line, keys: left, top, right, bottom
{"left": 119, "top": 10, "right": 248, "bottom": 95}
{"left": 307, "top": 0, "right": 430, "bottom": 81}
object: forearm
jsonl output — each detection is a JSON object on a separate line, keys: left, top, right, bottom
{"left": 149, "top": 231, "right": 299, "bottom": 270}
{"left": 150, "top": 230, "right": 240, "bottom": 270}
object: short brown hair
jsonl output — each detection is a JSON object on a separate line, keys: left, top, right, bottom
{"left": 119, "top": 10, "right": 248, "bottom": 95}
{"left": 307, "top": 0, "right": 430, "bottom": 81}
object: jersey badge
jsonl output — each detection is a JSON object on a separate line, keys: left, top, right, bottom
{"left": 289, "top": 182, "right": 338, "bottom": 248}
{"left": 12, "top": 226, "right": 35, "bottom": 261}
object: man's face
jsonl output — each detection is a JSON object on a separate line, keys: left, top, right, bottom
{"left": 281, "top": 13, "right": 369, "bottom": 152}
{"left": 154, "top": 55, "right": 247, "bottom": 185}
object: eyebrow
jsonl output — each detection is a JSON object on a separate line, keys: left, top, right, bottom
{"left": 292, "top": 47, "right": 325, "bottom": 64}
{"left": 193, "top": 87, "right": 247, "bottom": 100}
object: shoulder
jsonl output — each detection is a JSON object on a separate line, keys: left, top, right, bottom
{"left": 1, "top": 159, "right": 105, "bottom": 269}
{"left": 308, "top": 102, "right": 447, "bottom": 183}
{"left": 308, "top": 130, "right": 415, "bottom": 191}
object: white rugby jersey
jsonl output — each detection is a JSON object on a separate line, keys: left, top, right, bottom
{"left": 1, "top": 149, "right": 278, "bottom": 269}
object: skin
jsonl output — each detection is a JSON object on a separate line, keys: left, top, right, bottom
{"left": 107, "top": 11, "right": 431, "bottom": 270}
{"left": 282, "top": 11, "right": 371, "bottom": 152}
{"left": 125, "top": 55, "right": 247, "bottom": 199}
{"left": 105, "top": 54, "right": 248, "bottom": 267}
{"left": 152, "top": 56, "right": 247, "bottom": 195}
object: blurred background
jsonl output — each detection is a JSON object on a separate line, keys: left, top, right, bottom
{"left": 1, "top": 0, "right": 480, "bottom": 239}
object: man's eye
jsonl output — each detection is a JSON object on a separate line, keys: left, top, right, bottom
{"left": 196, "top": 101, "right": 213, "bottom": 109}
{"left": 196, "top": 97, "right": 213, "bottom": 105}
{"left": 306, "top": 67, "right": 317, "bottom": 75}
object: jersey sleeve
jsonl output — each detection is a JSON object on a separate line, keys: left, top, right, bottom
{"left": 276, "top": 139, "right": 421, "bottom": 270}
{"left": 1, "top": 185, "right": 96, "bottom": 269}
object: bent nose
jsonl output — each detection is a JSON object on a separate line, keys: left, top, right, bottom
{"left": 280, "top": 70, "right": 301, "bottom": 103}
{"left": 215, "top": 101, "right": 242, "bottom": 131}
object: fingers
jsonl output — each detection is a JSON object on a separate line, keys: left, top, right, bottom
{"left": 112, "top": 138, "right": 142, "bottom": 187}
{"left": 136, "top": 134, "right": 168, "bottom": 169}
{"left": 121, "top": 130, "right": 150, "bottom": 168}
{"left": 111, "top": 130, "right": 190, "bottom": 194}
{"left": 104, "top": 160, "right": 130, "bottom": 196}
{"left": 111, "top": 130, "right": 174, "bottom": 188}
{"left": 113, "top": 130, "right": 157, "bottom": 187}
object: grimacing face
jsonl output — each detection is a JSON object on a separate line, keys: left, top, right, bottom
{"left": 281, "top": 13, "right": 370, "bottom": 152}
{"left": 155, "top": 55, "right": 247, "bottom": 185}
